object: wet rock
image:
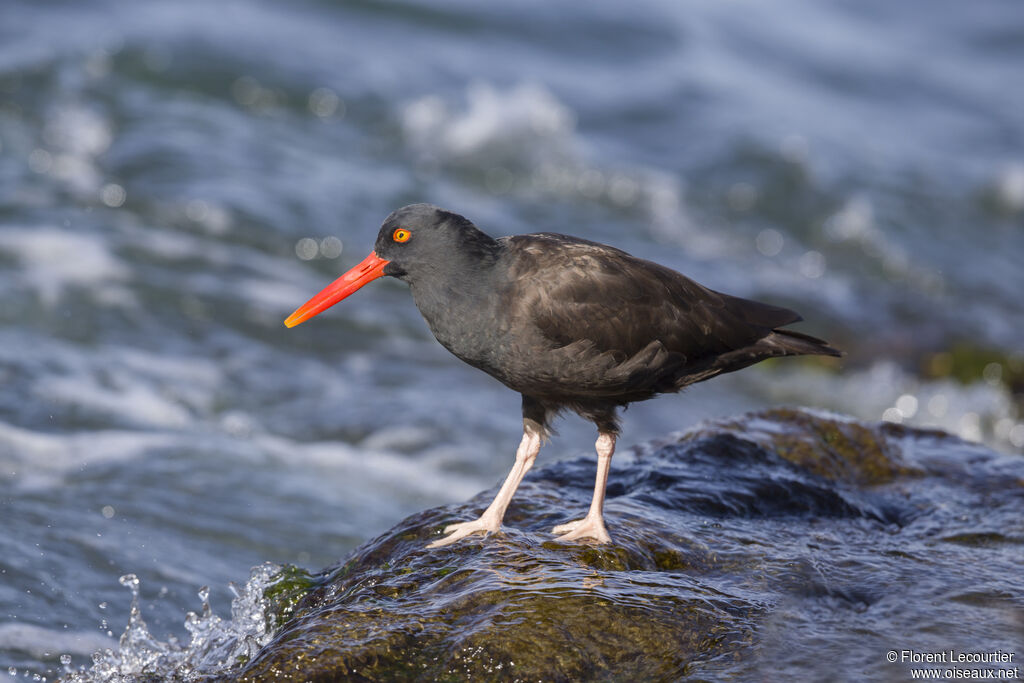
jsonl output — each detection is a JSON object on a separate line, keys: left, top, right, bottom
{"left": 231, "top": 408, "right": 1024, "bottom": 682}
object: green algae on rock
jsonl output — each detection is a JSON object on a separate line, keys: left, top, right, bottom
{"left": 218, "top": 408, "right": 1023, "bottom": 682}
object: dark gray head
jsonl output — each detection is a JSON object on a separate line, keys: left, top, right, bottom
{"left": 374, "top": 204, "right": 499, "bottom": 282}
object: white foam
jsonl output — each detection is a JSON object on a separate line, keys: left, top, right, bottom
{"left": 0, "top": 227, "right": 132, "bottom": 306}
{"left": 6, "top": 341, "right": 220, "bottom": 432}
{"left": 0, "top": 421, "right": 177, "bottom": 489}
{"left": 0, "top": 622, "right": 113, "bottom": 660}
{"left": 113, "top": 219, "right": 323, "bottom": 316}
{"left": 43, "top": 105, "right": 113, "bottom": 158}
{"left": 402, "top": 81, "right": 577, "bottom": 163}
{"left": 33, "top": 104, "right": 114, "bottom": 198}
{"left": 112, "top": 346, "right": 221, "bottom": 390}
{"left": 0, "top": 329, "right": 226, "bottom": 429}
{"left": 360, "top": 424, "right": 438, "bottom": 452}
{"left": 251, "top": 433, "right": 484, "bottom": 504}
{"left": 35, "top": 374, "right": 194, "bottom": 429}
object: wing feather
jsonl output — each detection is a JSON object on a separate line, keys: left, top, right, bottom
{"left": 504, "top": 234, "right": 781, "bottom": 362}
{"left": 492, "top": 233, "right": 832, "bottom": 402}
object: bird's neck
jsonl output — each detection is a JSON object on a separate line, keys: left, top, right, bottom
{"left": 409, "top": 253, "right": 498, "bottom": 322}
{"left": 406, "top": 232, "right": 502, "bottom": 301}
{"left": 408, "top": 242, "right": 504, "bottom": 369}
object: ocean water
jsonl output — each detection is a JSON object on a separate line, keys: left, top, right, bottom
{"left": 1, "top": 0, "right": 1022, "bottom": 678}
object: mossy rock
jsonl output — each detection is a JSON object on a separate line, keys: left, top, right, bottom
{"left": 228, "top": 409, "right": 1023, "bottom": 682}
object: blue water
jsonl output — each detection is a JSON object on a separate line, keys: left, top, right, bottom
{"left": 2, "top": 0, "right": 1023, "bottom": 678}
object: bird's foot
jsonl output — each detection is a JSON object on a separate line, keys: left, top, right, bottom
{"left": 551, "top": 518, "right": 585, "bottom": 534}
{"left": 426, "top": 516, "right": 501, "bottom": 549}
{"left": 553, "top": 514, "right": 611, "bottom": 544}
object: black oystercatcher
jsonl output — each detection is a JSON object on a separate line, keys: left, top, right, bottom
{"left": 285, "top": 204, "right": 841, "bottom": 548}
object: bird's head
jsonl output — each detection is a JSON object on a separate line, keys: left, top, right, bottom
{"left": 284, "top": 204, "right": 494, "bottom": 328}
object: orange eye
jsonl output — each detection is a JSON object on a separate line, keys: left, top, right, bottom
{"left": 393, "top": 228, "right": 411, "bottom": 243}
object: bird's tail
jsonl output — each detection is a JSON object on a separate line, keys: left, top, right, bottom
{"left": 758, "top": 328, "right": 843, "bottom": 358}
{"left": 703, "top": 328, "right": 842, "bottom": 381}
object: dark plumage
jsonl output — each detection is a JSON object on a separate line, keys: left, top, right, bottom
{"left": 286, "top": 204, "right": 841, "bottom": 547}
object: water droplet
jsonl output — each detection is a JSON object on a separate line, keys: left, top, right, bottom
{"left": 319, "top": 236, "right": 343, "bottom": 259}
{"left": 958, "top": 412, "right": 982, "bottom": 442}
{"left": 927, "top": 393, "right": 948, "bottom": 418}
{"left": 1010, "top": 423, "right": 1024, "bottom": 449}
{"left": 295, "top": 237, "right": 318, "bottom": 260}
{"left": 755, "top": 229, "right": 784, "bottom": 257}
{"left": 982, "top": 362, "right": 1002, "bottom": 385}
{"left": 995, "top": 417, "right": 1015, "bottom": 441}
{"left": 895, "top": 394, "right": 918, "bottom": 419}
{"left": 101, "top": 505, "right": 115, "bottom": 519}
{"left": 309, "top": 87, "right": 343, "bottom": 118}
{"left": 100, "top": 183, "right": 126, "bottom": 208}
{"left": 798, "top": 250, "right": 826, "bottom": 279}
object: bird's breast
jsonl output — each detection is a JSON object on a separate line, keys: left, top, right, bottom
{"left": 409, "top": 278, "right": 508, "bottom": 372}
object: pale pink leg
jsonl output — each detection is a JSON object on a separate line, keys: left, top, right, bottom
{"left": 552, "top": 432, "right": 615, "bottom": 543}
{"left": 427, "top": 425, "right": 543, "bottom": 548}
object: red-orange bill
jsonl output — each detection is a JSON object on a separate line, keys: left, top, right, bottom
{"left": 284, "top": 251, "right": 390, "bottom": 328}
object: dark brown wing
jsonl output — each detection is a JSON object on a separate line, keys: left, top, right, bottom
{"left": 497, "top": 233, "right": 835, "bottom": 399}
{"left": 505, "top": 234, "right": 792, "bottom": 356}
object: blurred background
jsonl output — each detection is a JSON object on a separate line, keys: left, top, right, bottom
{"left": 2, "top": 0, "right": 1022, "bottom": 677}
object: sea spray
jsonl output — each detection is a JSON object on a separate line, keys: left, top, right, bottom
{"left": 62, "top": 563, "right": 295, "bottom": 682}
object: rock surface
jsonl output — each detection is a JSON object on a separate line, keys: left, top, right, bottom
{"left": 228, "top": 408, "right": 1024, "bottom": 682}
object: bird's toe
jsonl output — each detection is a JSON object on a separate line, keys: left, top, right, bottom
{"left": 551, "top": 518, "right": 585, "bottom": 534}
{"left": 426, "top": 517, "right": 500, "bottom": 549}
{"left": 553, "top": 515, "right": 611, "bottom": 544}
